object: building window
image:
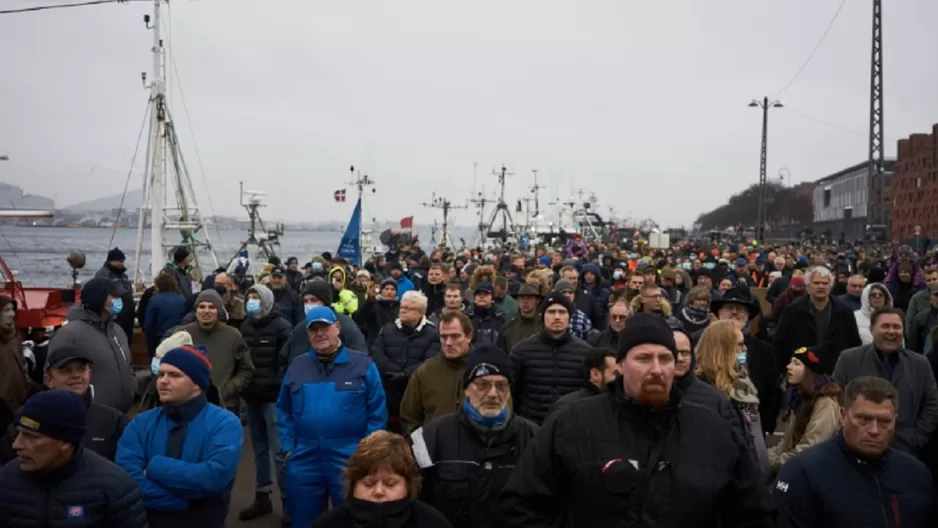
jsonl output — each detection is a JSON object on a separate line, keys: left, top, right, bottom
{"left": 823, "top": 188, "right": 831, "bottom": 207}
{"left": 844, "top": 207, "right": 853, "bottom": 219}
{"left": 918, "top": 177, "right": 923, "bottom": 189}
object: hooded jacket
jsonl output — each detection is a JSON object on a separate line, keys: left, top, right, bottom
{"left": 94, "top": 263, "right": 137, "bottom": 345}
{"left": 854, "top": 283, "right": 895, "bottom": 345}
{"left": 240, "top": 285, "right": 294, "bottom": 403}
{"left": 49, "top": 305, "right": 134, "bottom": 413}
{"left": 330, "top": 266, "right": 360, "bottom": 316}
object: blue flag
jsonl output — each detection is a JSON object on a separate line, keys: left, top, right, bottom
{"left": 337, "top": 198, "right": 361, "bottom": 265}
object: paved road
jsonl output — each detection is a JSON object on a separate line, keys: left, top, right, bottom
{"left": 228, "top": 426, "right": 287, "bottom": 528}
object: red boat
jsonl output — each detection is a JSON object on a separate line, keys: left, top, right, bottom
{"left": 0, "top": 254, "right": 81, "bottom": 330}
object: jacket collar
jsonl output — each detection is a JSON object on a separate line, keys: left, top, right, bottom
{"left": 395, "top": 316, "right": 430, "bottom": 332}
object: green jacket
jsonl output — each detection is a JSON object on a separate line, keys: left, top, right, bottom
{"left": 399, "top": 353, "right": 467, "bottom": 436}
{"left": 498, "top": 314, "right": 541, "bottom": 354}
{"left": 495, "top": 295, "right": 519, "bottom": 321}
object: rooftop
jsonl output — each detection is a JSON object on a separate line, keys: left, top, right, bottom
{"left": 814, "top": 159, "right": 896, "bottom": 186}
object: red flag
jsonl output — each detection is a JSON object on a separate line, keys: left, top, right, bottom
{"left": 333, "top": 189, "right": 346, "bottom": 202}
{"left": 400, "top": 216, "right": 414, "bottom": 230}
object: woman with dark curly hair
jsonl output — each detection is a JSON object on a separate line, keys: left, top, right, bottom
{"left": 768, "top": 346, "right": 842, "bottom": 473}
{"left": 311, "top": 430, "right": 452, "bottom": 528}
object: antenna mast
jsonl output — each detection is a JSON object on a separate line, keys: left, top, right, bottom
{"left": 867, "top": 0, "right": 885, "bottom": 231}
{"left": 479, "top": 165, "right": 518, "bottom": 246}
{"left": 421, "top": 192, "right": 467, "bottom": 250}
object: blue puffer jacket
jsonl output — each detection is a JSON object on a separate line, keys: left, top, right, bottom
{"left": 276, "top": 346, "right": 387, "bottom": 466}
{"left": 115, "top": 397, "right": 243, "bottom": 527}
{"left": 773, "top": 434, "right": 933, "bottom": 528}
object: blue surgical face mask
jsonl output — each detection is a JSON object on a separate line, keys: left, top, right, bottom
{"left": 736, "top": 351, "right": 747, "bottom": 368}
{"left": 246, "top": 299, "right": 261, "bottom": 315}
{"left": 613, "top": 271, "right": 623, "bottom": 280}
{"left": 628, "top": 253, "right": 638, "bottom": 260}
{"left": 304, "top": 303, "right": 316, "bottom": 315}
{"left": 108, "top": 298, "right": 123, "bottom": 316}
{"left": 150, "top": 357, "right": 160, "bottom": 375}
{"left": 681, "top": 262, "right": 692, "bottom": 271}
{"left": 703, "top": 263, "right": 716, "bottom": 270}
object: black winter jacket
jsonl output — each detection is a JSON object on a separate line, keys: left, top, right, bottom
{"left": 774, "top": 434, "right": 933, "bottom": 528}
{"left": 271, "top": 286, "right": 303, "bottom": 327}
{"left": 588, "top": 327, "right": 620, "bottom": 353}
{"left": 239, "top": 311, "right": 293, "bottom": 403}
{"left": 0, "top": 447, "right": 148, "bottom": 527}
{"left": 508, "top": 331, "right": 592, "bottom": 425}
{"left": 546, "top": 384, "right": 600, "bottom": 419}
{"left": 357, "top": 298, "right": 400, "bottom": 345}
{"left": 773, "top": 295, "right": 861, "bottom": 374}
{"left": 464, "top": 306, "right": 506, "bottom": 347}
{"left": 677, "top": 373, "right": 747, "bottom": 445}
{"left": 0, "top": 389, "right": 128, "bottom": 465}
{"left": 500, "top": 383, "right": 775, "bottom": 527}
{"left": 310, "top": 498, "right": 453, "bottom": 528}
{"left": 372, "top": 318, "right": 440, "bottom": 419}
{"left": 411, "top": 410, "right": 538, "bottom": 528}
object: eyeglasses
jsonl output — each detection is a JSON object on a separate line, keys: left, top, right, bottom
{"left": 471, "top": 380, "right": 510, "bottom": 394}
{"left": 610, "top": 314, "right": 628, "bottom": 321}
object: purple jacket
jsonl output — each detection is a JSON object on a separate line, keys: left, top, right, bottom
{"left": 885, "top": 259, "right": 926, "bottom": 298}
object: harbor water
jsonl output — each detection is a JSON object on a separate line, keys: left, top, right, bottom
{"left": 1, "top": 226, "right": 339, "bottom": 287}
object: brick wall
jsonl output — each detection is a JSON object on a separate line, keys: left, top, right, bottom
{"left": 890, "top": 123, "right": 938, "bottom": 241}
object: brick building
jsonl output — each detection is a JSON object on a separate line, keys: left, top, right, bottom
{"left": 891, "top": 123, "right": 938, "bottom": 242}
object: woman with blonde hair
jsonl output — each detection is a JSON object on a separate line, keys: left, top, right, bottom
{"left": 695, "top": 320, "right": 770, "bottom": 477}
{"left": 311, "top": 431, "right": 452, "bottom": 528}
{"left": 767, "top": 346, "right": 841, "bottom": 472}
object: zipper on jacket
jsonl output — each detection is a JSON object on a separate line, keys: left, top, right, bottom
{"left": 40, "top": 489, "right": 50, "bottom": 528}
{"left": 873, "top": 476, "right": 890, "bottom": 528}
{"left": 889, "top": 495, "right": 902, "bottom": 528}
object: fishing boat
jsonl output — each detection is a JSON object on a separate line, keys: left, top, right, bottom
{"left": 0, "top": 210, "right": 81, "bottom": 338}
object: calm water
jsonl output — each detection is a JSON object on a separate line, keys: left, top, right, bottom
{"left": 0, "top": 226, "right": 467, "bottom": 287}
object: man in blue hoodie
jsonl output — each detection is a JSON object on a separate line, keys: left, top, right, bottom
{"left": 115, "top": 345, "right": 242, "bottom": 528}
{"left": 277, "top": 306, "right": 387, "bottom": 527}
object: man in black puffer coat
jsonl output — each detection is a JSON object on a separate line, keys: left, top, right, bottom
{"left": 0, "top": 390, "right": 147, "bottom": 527}
{"left": 500, "top": 314, "right": 774, "bottom": 527}
{"left": 372, "top": 290, "right": 440, "bottom": 433}
{"left": 411, "top": 345, "right": 538, "bottom": 528}
{"left": 508, "top": 292, "right": 593, "bottom": 425}
{"left": 238, "top": 284, "right": 293, "bottom": 522}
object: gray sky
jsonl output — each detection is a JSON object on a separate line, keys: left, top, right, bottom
{"left": 1, "top": 0, "right": 937, "bottom": 228}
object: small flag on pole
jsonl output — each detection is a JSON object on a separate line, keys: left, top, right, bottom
{"left": 400, "top": 216, "right": 414, "bottom": 230}
{"left": 334, "top": 189, "right": 347, "bottom": 202}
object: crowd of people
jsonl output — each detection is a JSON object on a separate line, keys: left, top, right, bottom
{"left": 0, "top": 235, "right": 938, "bottom": 527}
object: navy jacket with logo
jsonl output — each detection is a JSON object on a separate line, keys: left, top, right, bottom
{"left": 773, "top": 434, "right": 934, "bottom": 527}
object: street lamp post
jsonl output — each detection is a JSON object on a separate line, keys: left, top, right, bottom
{"left": 749, "top": 97, "right": 783, "bottom": 241}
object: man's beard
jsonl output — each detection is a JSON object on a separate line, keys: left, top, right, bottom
{"left": 636, "top": 378, "right": 671, "bottom": 408}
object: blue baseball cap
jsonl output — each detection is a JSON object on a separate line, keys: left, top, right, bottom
{"left": 305, "top": 305, "right": 337, "bottom": 328}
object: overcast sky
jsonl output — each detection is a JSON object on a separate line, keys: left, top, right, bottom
{"left": 1, "top": 0, "right": 937, "bottom": 229}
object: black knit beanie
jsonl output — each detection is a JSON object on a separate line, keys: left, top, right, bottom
{"left": 463, "top": 344, "right": 513, "bottom": 386}
{"left": 539, "top": 291, "right": 574, "bottom": 322}
{"left": 616, "top": 312, "right": 678, "bottom": 361}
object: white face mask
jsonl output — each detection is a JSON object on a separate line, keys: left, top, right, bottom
{"left": 150, "top": 357, "right": 161, "bottom": 376}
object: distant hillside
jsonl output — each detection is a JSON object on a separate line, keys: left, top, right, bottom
{"left": 0, "top": 183, "right": 55, "bottom": 210}
{"left": 65, "top": 189, "right": 143, "bottom": 212}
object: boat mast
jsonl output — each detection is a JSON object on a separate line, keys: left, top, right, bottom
{"left": 348, "top": 167, "right": 375, "bottom": 266}
{"left": 133, "top": 0, "right": 218, "bottom": 287}
{"left": 132, "top": 0, "right": 166, "bottom": 288}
